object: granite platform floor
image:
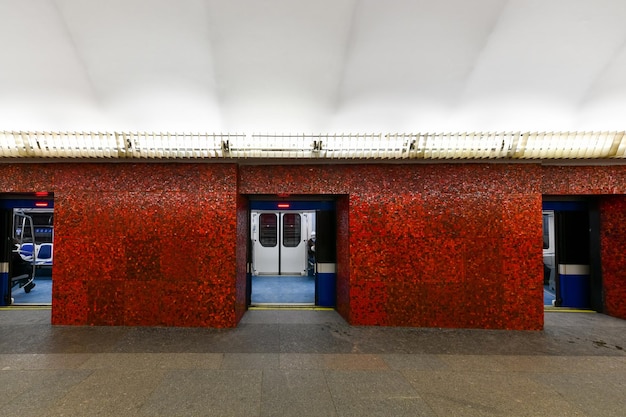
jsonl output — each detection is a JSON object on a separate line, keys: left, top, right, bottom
{"left": 0, "top": 308, "right": 625, "bottom": 417}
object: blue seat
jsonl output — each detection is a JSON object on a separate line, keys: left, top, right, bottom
{"left": 36, "top": 243, "right": 53, "bottom": 265}
{"left": 18, "top": 243, "right": 34, "bottom": 261}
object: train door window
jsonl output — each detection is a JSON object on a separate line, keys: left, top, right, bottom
{"left": 543, "top": 212, "right": 555, "bottom": 251}
{"left": 282, "top": 213, "right": 301, "bottom": 247}
{"left": 259, "top": 213, "right": 278, "bottom": 247}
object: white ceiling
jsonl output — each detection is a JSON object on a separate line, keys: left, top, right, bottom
{"left": 2, "top": 0, "right": 626, "bottom": 134}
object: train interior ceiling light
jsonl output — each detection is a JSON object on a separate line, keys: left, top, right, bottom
{"left": 1, "top": 130, "right": 625, "bottom": 161}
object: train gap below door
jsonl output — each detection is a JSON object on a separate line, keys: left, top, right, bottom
{"left": 0, "top": 193, "right": 55, "bottom": 307}
{"left": 248, "top": 199, "right": 336, "bottom": 307}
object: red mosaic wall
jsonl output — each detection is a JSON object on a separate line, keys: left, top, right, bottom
{"left": 542, "top": 165, "right": 626, "bottom": 194}
{"left": 5, "top": 162, "right": 626, "bottom": 329}
{"left": 235, "top": 194, "right": 249, "bottom": 322}
{"left": 1, "top": 163, "right": 239, "bottom": 327}
{"left": 239, "top": 164, "right": 545, "bottom": 330}
{"left": 335, "top": 195, "right": 351, "bottom": 321}
{"left": 599, "top": 196, "right": 626, "bottom": 320}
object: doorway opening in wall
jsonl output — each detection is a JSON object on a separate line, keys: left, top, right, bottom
{"left": 0, "top": 193, "right": 54, "bottom": 307}
{"left": 542, "top": 197, "right": 602, "bottom": 312}
{"left": 247, "top": 196, "right": 336, "bottom": 308}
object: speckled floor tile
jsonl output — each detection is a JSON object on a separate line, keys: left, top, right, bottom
{"left": 0, "top": 309, "right": 625, "bottom": 417}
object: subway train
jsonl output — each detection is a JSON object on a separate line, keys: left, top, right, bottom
{"left": 248, "top": 199, "right": 337, "bottom": 307}
{"left": 250, "top": 209, "right": 315, "bottom": 276}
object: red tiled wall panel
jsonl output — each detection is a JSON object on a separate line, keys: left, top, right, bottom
{"left": 599, "top": 196, "right": 626, "bottom": 320}
{"left": 335, "top": 195, "right": 351, "bottom": 321}
{"left": 239, "top": 164, "right": 544, "bottom": 330}
{"left": 1, "top": 163, "right": 239, "bottom": 327}
{"left": 1, "top": 162, "right": 571, "bottom": 330}
{"left": 542, "top": 165, "right": 626, "bottom": 194}
{"left": 235, "top": 194, "right": 249, "bottom": 322}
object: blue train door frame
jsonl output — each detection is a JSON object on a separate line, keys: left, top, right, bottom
{"left": 0, "top": 193, "right": 54, "bottom": 306}
{"left": 542, "top": 198, "right": 602, "bottom": 311}
{"left": 248, "top": 198, "right": 337, "bottom": 307}
{"left": 314, "top": 209, "right": 336, "bottom": 307}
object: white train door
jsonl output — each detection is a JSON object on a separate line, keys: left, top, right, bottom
{"left": 253, "top": 212, "right": 279, "bottom": 275}
{"left": 280, "top": 212, "right": 306, "bottom": 275}
{"left": 251, "top": 211, "right": 309, "bottom": 276}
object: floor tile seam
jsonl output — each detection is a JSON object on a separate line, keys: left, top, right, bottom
{"left": 320, "top": 367, "right": 341, "bottom": 416}
{"left": 399, "top": 368, "right": 592, "bottom": 377}
{"left": 216, "top": 352, "right": 397, "bottom": 371}
{"left": 134, "top": 369, "right": 179, "bottom": 417}
{"left": 77, "top": 352, "right": 227, "bottom": 371}
{"left": 0, "top": 374, "right": 80, "bottom": 416}
{"left": 432, "top": 361, "right": 626, "bottom": 373}
{"left": 320, "top": 368, "right": 438, "bottom": 414}
{"left": 23, "top": 367, "right": 97, "bottom": 414}
{"left": 0, "top": 352, "right": 97, "bottom": 366}
{"left": 53, "top": 368, "right": 171, "bottom": 417}
{"left": 435, "top": 353, "right": 626, "bottom": 363}
{"left": 290, "top": 372, "right": 479, "bottom": 417}
{"left": 260, "top": 367, "right": 343, "bottom": 413}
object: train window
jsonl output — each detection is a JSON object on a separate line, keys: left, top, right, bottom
{"left": 542, "top": 211, "right": 555, "bottom": 252}
{"left": 259, "top": 213, "right": 278, "bottom": 247}
{"left": 282, "top": 213, "right": 301, "bottom": 247}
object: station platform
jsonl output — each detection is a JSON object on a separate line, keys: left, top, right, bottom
{"left": 0, "top": 308, "right": 625, "bottom": 416}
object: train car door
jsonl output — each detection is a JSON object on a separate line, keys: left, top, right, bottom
{"left": 251, "top": 211, "right": 308, "bottom": 275}
{"left": 280, "top": 212, "right": 307, "bottom": 275}
{"left": 252, "top": 212, "right": 279, "bottom": 275}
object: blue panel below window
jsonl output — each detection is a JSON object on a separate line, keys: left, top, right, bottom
{"left": 542, "top": 201, "right": 587, "bottom": 211}
{"left": 316, "top": 272, "right": 336, "bottom": 307}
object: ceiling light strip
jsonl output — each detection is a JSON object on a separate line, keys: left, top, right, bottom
{"left": 1, "top": 131, "right": 626, "bottom": 160}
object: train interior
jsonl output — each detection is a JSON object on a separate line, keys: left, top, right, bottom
{"left": 542, "top": 198, "right": 600, "bottom": 311}
{"left": 1, "top": 195, "right": 54, "bottom": 306}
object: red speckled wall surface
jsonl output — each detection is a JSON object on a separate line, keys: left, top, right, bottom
{"left": 6, "top": 161, "right": 626, "bottom": 330}
{"left": 542, "top": 165, "right": 626, "bottom": 194}
{"left": 235, "top": 194, "right": 249, "bottom": 322}
{"left": 335, "top": 195, "right": 351, "bottom": 321}
{"left": 1, "top": 163, "right": 240, "bottom": 327}
{"left": 240, "top": 164, "right": 544, "bottom": 330}
{"left": 599, "top": 196, "right": 626, "bottom": 319}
